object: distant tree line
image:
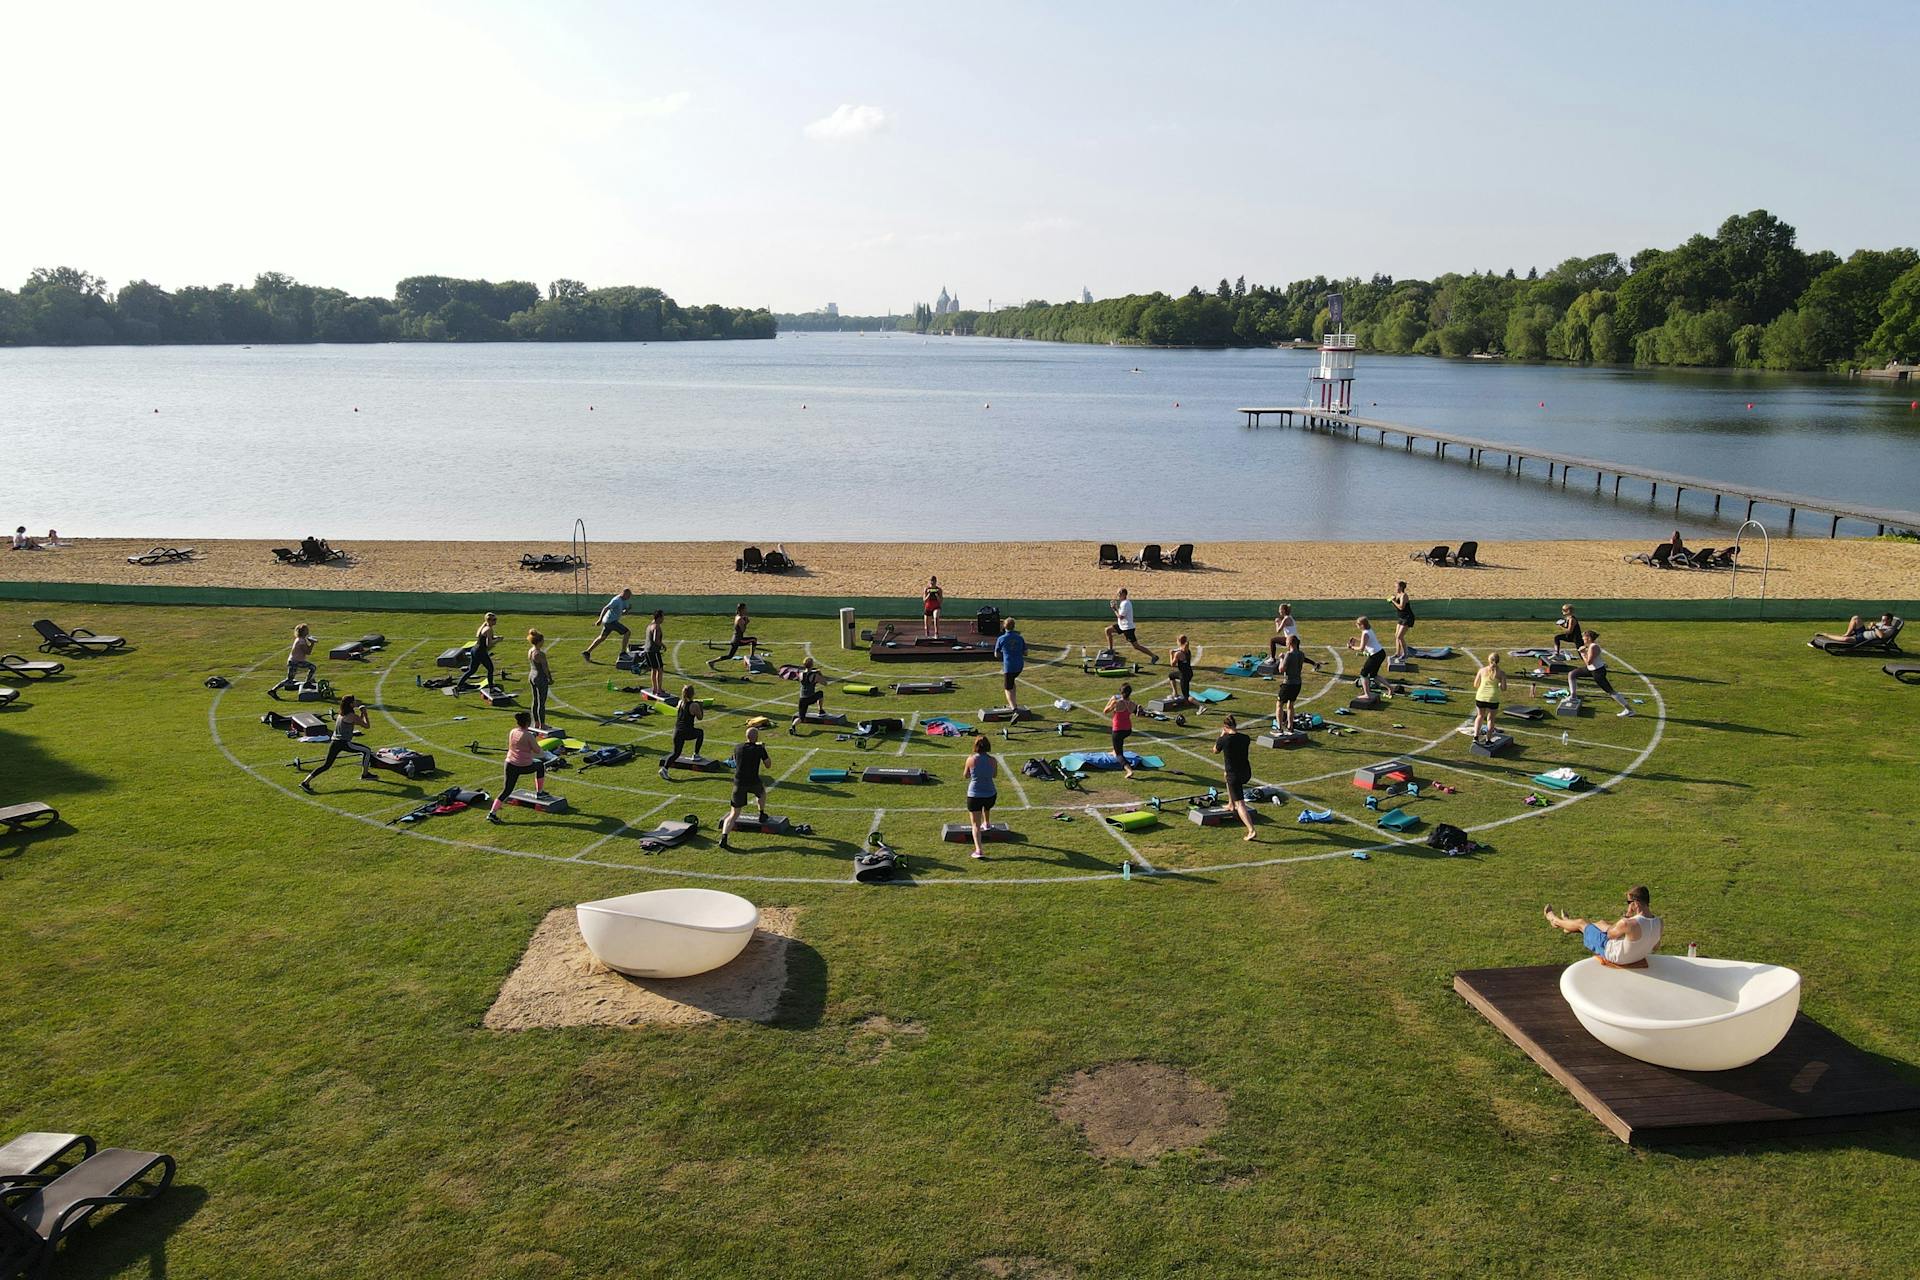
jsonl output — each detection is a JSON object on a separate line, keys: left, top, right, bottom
{"left": 0, "top": 270, "right": 775, "bottom": 345}
{"left": 774, "top": 312, "right": 901, "bottom": 332}
{"left": 912, "top": 212, "right": 1920, "bottom": 371}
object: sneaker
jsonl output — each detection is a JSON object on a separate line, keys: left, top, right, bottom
{"left": 718, "top": 836, "right": 732, "bottom": 850}
{"left": 361, "top": 771, "right": 377, "bottom": 781}
{"left": 486, "top": 812, "right": 502, "bottom": 824}
{"left": 1617, "top": 707, "right": 1634, "bottom": 717}
{"left": 659, "top": 765, "right": 670, "bottom": 779}
{"left": 299, "top": 779, "right": 315, "bottom": 793}
{"left": 970, "top": 849, "right": 985, "bottom": 859}
{"left": 581, "top": 650, "right": 593, "bottom": 662}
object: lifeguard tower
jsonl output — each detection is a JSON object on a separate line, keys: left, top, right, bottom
{"left": 1309, "top": 292, "right": 1356, "bottom": 414}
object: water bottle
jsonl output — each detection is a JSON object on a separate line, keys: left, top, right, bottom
{"left": 1560, "top": 730, "right": 1569, "bottom": 746}
{"left": 1121, "top": 860, "right": 1131, "bottom": 881}
{"left": 1686, "top": 942, "right": 1699, "bottom": 958}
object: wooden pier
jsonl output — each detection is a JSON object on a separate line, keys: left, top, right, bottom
{"left": 1238, "top": 406, "right": 1920, "bottom": 537}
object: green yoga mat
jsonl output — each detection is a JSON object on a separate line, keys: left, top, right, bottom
{"left": 1108, "top": 810, "right": 1158, "bottom": 832}
{"left": 1192, "top": 688, "right": 1231, "bottom": 703}
{"left": 808, "top": 768, "right": 850, "bottom": 783}
{"left": 1407, "top": 688, "right": 1448, "bottom": 703}
{"left": 1377, "top": 807, "right": 1421, "bottom": 831}
{"left": 1530, "top": 771, "right": 1583, "bottom": 791}
{"left": 843, "top": 684, "right": 878, "bottom": 695}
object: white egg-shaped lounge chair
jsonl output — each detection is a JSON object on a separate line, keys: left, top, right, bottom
{"left": 1559, "top": 955, "right": 1801, "bottom": 1071}
{"left": 576, "top": 889, "right": 759, "bottom": 979}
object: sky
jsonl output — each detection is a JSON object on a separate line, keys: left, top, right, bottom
{"left": 3, "top": 0, "right": 1916, "bottom": 316}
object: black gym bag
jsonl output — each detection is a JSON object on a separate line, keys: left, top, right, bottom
{"left": 976, "top": 606, "right": 1001, "bottom": 636}
{"left": 855, "top": 833, "right": 902, "bottom": 883}
{"left": 1426, "top": 823, "right": 1480, "bottom": 856}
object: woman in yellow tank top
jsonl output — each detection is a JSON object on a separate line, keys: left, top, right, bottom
{"left": 1471, "top": 652, "right": 1507, "bottom": 744}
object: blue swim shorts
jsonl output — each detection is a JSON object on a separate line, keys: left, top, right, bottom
{"left": 1582, "top": 923, "right": 1609, "bottom": 955}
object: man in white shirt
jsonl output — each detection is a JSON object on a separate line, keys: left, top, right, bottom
{"left": 1544, "top": 886, "right": 1664, "bottom": 968}
{"left": 1105, "top": 588, "right": 1155, "bottom": 660}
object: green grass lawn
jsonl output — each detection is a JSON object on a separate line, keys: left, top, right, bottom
{"left": 2, "top": 604, "right": 1916, "bottom": 1279}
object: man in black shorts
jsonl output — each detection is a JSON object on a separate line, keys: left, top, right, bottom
{"left": 1212, "top": 715, "right": 1258, "bottom": 841}
{"left": 660, "top": 685, "right": 704, "bottom": 778}
{"left": 790, "top": 658, "right": 824, "bottom": 733}
{"left": 707, "top": 603, "right": 759, "bottom": 670}
{"left": 1273, "top": 634, "right": 1322, "bottom": 730}
{"left": 719, "top": 727, "right": 771, "bottom": 850}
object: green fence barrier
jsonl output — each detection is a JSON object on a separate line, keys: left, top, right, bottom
{"left": 1, "top": 579, "right": 1912, "bottom": 624}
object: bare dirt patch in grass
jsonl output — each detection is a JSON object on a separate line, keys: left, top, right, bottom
{"left": 976, "top": 1257, "right": 1077, "bottom": 1279}
{"left": 850, "top": 1014, "right": 927, "bottom": 1063}
{"left": 1045, "top": 1061, "right": 1227, "bottom": 1164}
{"left": 484, "top": 906, "right": 798, "bottom": 1030}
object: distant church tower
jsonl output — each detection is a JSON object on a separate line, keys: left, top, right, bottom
{"left": 936, "top": 285, "right": 951, "bottom": 316}
{"left": 1310, "top": 292, "right": 1356, "bottom": 413}
{"left": 1082, "top": 286, "right": 1093, "bottom": 304}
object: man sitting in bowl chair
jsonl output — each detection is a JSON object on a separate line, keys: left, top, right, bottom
{"left": 1543, "top": 886, "right": 1663, "bottom": 969}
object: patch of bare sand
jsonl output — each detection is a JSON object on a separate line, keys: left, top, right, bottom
{"left": 1046, "top": 1061, "right": 1228, "bottom": 1164}
{"left": 976, "top": 1257, "right": 1077, "bottom": 1279}
{"left": 7, "top": 536, "right": 1916, "bottom": 602}
{"left": 484, "top": 906, "right": 797, "bottom": 1030}
{"left": 850, "top": 1014, "right": 927, "bottom": 1064}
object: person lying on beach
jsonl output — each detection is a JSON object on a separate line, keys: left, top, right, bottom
{"left": 1544, "top": 887, "right": 1663, "bottom": 968}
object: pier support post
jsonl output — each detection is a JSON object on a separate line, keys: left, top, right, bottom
{"left": 1788, "top": 508, "right": 1796, "bottom": 531}
{"left": 1675, "top": 487, "right": 1683, "bottom": 511}
{"left": 1746, "top": 499, "right": 1755, "bottom": 520}
{"left": 1831, "top": 515, "right": 1840, "bottom": 537}
{"left": 1714, "top": 494, "right": 1721, "bottom": 514}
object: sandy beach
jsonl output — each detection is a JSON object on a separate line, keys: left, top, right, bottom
{"left": 4, "top": 536, "right": 1915, "bottom": 601}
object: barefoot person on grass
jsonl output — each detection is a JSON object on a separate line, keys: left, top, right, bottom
{"left": 789, "top": 657, "right": 825, "bottom": 733}
{"left": 1212, "top": 715, "right": 1258, "bottom": 841}
{"left": 581, "top": 588, "right": 633, "bottom": 662}
{"left": 962, "top": 735, "right": 998, "bottom": 859}
{"left": 718, "top": 728, "right": 771, "bottom": 850}
{"left": 1347, "top": 617, "right": 1386, "bottom": 701}
{"left": 1107, "top": 588, "right": 1154, "bottom": 660}
{"left": 708, "top": 603, "right": 759, "bottom": 670}
{"left": 1273, "top": 634, "right": 1320, "bottom": 730}
{"left": 286, "top": 624, "right": 317, "bottom": 688}
{"left": 1389, "top": 582, "right": 1415, "bottom": 662}
{"left": 1168, "top": 634, "right": 1194, "bottom": 702}
{"left": 1544, "top": 886, "right": 1662, "bottom": 968}
{"left": 1569, "top": 629, "right": 1635, "bottom": 716}
{"left": 1268, "top": 603, "right": 1298, "bottom": 661}
{"left": 661, "top": 684, "right": 705, "bottom": 777}
{"left": 643, "top": 610, "right": 666, "bottom": 697}
{"left": 1103, "top": 682, "right": 1142, "bottom": 780}
{"left": 455, "top": 612, "right": 498, "bottom": 691}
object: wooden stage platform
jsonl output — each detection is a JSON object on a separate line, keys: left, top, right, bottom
{"left": 867, "top": 618, "right": 998, "bottom": 663}
{"left": 1455, "top": 965, "right": 1920, "bottom": 1145}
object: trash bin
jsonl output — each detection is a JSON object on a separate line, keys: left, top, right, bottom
{"left": 840, "top": 607, "right": 857, "bottom": 651}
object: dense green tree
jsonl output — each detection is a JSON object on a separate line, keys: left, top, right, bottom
{"left": 1865, "top": 263, "right": 1920, "bottom": 364}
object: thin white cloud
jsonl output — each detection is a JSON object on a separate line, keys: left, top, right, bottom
{"left": 1020, "top": 215, "right": 1078, "bottom": 235}
{"left": 805, "top": 104, "right": 888, "bottom": 141}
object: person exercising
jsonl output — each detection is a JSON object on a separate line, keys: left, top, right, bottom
{"left": 1544, "top": 886, "right": 1663, "bottom": 968}
{"left": 1103, "top": 682, "right": 1141, "bottom": 780}
{"left": 486, "top": 711, "right": 546, "bottom": 823}
{"left": 718, "top": 727, "right": 771, "bottom": 850}
{"left": 1551, "top": 604, "right": 1584, "bottom": 659}
{"left": 455, "top": 612, "right": 497, "bottom": 691}
{"left": 643, "top": 610, "right": 666, "bottom": 697}
{"left": 992, "top": 617, "right": 1027, "bottom": 711}
{"left": 660, "top": 684, "right": 705, "bottom": 776}
{"left": 1168, "top": 634, "right": 1194, "bottom": 702}
{"left": 708, "top": 603, "right": 759, "bottom": 670}
{"left": 285, "top": 624, "right": 317, "bottom": 688}
{"left": 1568, "top": 629, "right": 1634, "bottom": 716}
{"left": 1213, "top": 715, "right": 1258, "bottom": 841}
{"left": 790, "top": 657, "right": 825, "bottom": 732}
{"left": 1389, "top": 582, "right": 1415, "bottom": 662}
{"left": 581, "top": 588, "right": 633, "bottom": 662}
{"left": 1471, "top": 652, "right": 1508, "bottom": 744}
{"left": 922, "top": 575, "right": 944, "bottom": 637}
{"left": 1107, "top": 588, "right": 1154, "bottom": 660}
{"left": 300, "top": 695, "right": 376, "bottom": 792}
{"left": 526, "top": 629, "right": 553, "bottom": 732}
{"left": 1268, "top": 603, "right": 1299, "bottom": 661}
{"left": 1347, "top": 616, "right": 1386, "bottom": 701}
{"left": 962, "top": 735, "right": 998, "bottom": 859}
{"left": 1274, "top": 634, "right": 1319, "bottom": 730}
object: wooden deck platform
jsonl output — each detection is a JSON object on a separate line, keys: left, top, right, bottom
{"left": 1237, "top": 407, "right": 1920, "bottom": 536}
{"left": 868, "top": 618, "right": 998, "bottom": 663}
{"left": 1455, "top": 965, "right": 1920, "bottom": 1145}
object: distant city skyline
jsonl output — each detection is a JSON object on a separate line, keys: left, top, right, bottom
{"left": 3, "top": 2, "right": 1916, "bottom": 316}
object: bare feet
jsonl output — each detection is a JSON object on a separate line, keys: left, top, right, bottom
{"left": 1243, "top": 830, "right": 1257, "bottom": 842}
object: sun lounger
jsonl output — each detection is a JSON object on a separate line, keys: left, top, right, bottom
{"left": 1454, "top": 540, "right": 1480, "bottom": 567}
{"left": 125, "top": 546, "right": 193, "bottom": 566}
{"left": 762, "top": 549, "right": 796, "bottom": 573}
{"left": 0, "top": 656, "right": 62, "bottom": 680}
{"left": 0, "top": 1134, "right": 95, "bottom": 1190}
{"left": 1410, "top": 544, "right": 1450, "bottom": 566}
{"left": 0, "top": 802, "right": 60, "bottom": 834}
{"left": 518, "top": 552, "right": 584, "bottom": 572}
{"left": 1167, "top": 543, "right": 1195, "bottom": 569}
{"left": 1811, "top": 617, "right": 1903, "bottom": 655}
{"left": 0, "top": 1146, "right": 175, "bottom": 1276}
{"left": 735, "top": 546, "right": 764, "bottom": 572}
{"left": 1096, "top": 543, "right": 1123, "bottom": 569}
{"left": 1885, "top": 663, "right": 1920, "bottom": 684}
{"left": 32, "top": 621, "right": 125, "bottom": 654}
{"left": 1624, "top": 543, "right": 1674, "bottom": 568}
{"left": 0, "top": 686, "right": 17, "bottom": 706}
{"left": 1134, "top": 544, "right": 1164, "bottom": 570}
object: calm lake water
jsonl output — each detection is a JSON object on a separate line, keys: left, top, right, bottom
{"left": 4, "top": 335, "right": 1915, "bottom": 542}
